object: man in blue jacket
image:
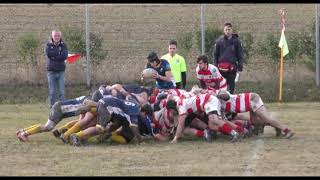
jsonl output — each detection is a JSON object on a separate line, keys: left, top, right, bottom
{"left": 45, "top": 30, "right": 68, "bottom": 107}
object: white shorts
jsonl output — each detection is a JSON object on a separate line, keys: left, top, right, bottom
{"left": 250, "top": 93, "right": 264, "bottom": 112}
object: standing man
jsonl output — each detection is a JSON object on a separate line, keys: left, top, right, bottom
{"left": 161, "top": 40, "right": 187, "bottom": 89}
{"left": 213, "top": 22, "right": 244, "bottom": 94}
{"left": 45, "top": 30, "right": 68, "bottom": 107}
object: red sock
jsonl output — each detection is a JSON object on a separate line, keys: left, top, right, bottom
{"left": 218, "top": 123, "right": 232, "bottom": 135}
{"left": 235, "top": 122, "right": 242, "bottom": 127}
{"left": 283, "top": 128, "right": 289, "bottom": 134}
{"left": 236, "top": 125, "right": 244, "bottom": 133}
{"left": 196, "top": 130, "right": 204, "bottom": 137}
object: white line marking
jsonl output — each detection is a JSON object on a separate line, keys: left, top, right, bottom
{"left": 243, "top": 138, "right": 264, "bottom": 176}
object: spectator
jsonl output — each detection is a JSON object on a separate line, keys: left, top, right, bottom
{"left": 161, "top": 40, "right": 187, "bottom": 89}
{"left": 213, "top": 22, "right": 244, "bottom": 94}
{"left": 45, "top": 30, "right": 68, "bottom": 107}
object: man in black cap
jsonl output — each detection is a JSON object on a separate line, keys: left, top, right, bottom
{"left": 144, "top": 51, "right": 176, "bottom": 89}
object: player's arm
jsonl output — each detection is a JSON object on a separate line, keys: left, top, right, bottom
{"left": 170, "top": 113, "right": 187, "bottom": 144}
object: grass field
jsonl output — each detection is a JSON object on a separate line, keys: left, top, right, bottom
{"left": 1, "top": 102, "right": 320, "bottom": 176}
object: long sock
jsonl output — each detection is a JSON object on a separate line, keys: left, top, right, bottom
{"left": 59, "top": 120, "right": 78, "bottom": 131}
{"left": 25, "top": 124, "right": 42, "bottom": 135}
{"left": 111, "top": 131, "right": 127, "bottom": 144}
{"left": 235, "top": 121, "right": 243, "bottom": 127}
{"left": 196, "top": 130, "right": 204, "bottom": 137}
{"left": 64, "top": 123, "right": 82, "bottom": 139}
{"left": 23, "top": 124, "right": 40, "bottom": 131}
{"left": 218, "top": 123, "right": 232, "bottom": 135}
{"left": 283, "top": 128, "right": 289, "bottom": 134}
{"left": 236, "top": 125, "right": 244, "bottom": 133}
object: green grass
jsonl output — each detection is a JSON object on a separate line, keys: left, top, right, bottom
{"left": 1, "top": 102, "right": 320, "bottom": 176}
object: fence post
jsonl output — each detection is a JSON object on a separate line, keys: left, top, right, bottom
{"left": 85, "top": 4, "right": 91, "bottom": 88}
{"left": 316, "top": 4, "right": 320, "bottom": 87}
{"left": 201, "top": 4, "right": 205, "bottom": 55}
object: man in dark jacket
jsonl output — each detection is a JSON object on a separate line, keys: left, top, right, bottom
{"left": 45, "top": 30, "right": 68, "bottom": 107}
{"left": 213, "top": 22, "right": 244, "bottom": 94}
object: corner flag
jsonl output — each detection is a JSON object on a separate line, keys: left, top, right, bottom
{"left": 278, "top": 29, "right": 289, "bottom": 56}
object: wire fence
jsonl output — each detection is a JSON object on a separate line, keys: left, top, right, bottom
{"left": 0, "top": 4, "right": 316, "bottom": 86}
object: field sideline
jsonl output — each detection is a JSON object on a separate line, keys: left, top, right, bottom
{"left": 0, "top": 102, "right": 320, "bottom": 176}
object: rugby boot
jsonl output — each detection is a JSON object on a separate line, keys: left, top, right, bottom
{"left": 284, "top": 129, "right": 295, "bottom": 139}
{"left": 230, "top": 130, "right": 240, "bottom": 142}
{"left": 52, "top": 128, "right": 68, "bottom": 138}
{"left": 70, "top": 134, "right": 82, "bottom": 146}
{"left": 203, "top": 129, "right": 213, "bottom": 142}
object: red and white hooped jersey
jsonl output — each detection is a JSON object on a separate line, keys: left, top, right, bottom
{"left": 221, "top": 93, "right": 258, "bottom": 113}
{"left": 166, "top": 89, "right": 195, "bottom": 99}
{"left": 176, "top": 93, "right": 221, "bottom": 115}
{"left": 196, "top": 64, "right": 227, "bottom": 91}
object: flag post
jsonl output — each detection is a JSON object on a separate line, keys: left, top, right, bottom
{"left": 278, "top": 8, "right": 288, "bottom": 102}
{"left": 279, "top": 48, "right": 284, "bottom": 102}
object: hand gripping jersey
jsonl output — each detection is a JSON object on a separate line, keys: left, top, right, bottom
{"left": 220, "top": 92, "right": 264, "bottom": 113}
{"left": 196, "top": 64, "right": 227, "bottom": 91}
{"left": 175, "top": 93, "right": 222, "bottom": 116}
{"left": 98, "top": 96, "right": 140, "bottom": 126}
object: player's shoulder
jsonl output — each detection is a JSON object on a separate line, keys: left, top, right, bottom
{"left": 161, "top": 59, "right": 170, "bottom": 66}
{"left": 208, "top": 64, "right": 218, "bottom": 72}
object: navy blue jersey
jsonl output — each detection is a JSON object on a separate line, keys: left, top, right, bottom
{"left": 145, "top": 59, "right": 175, "bottom": 89}
{"left": 138, "top": 115, "right": 155, "bottom": 136}
{"left": 92, "top": 88, "right": 126, "bottom": 102}
{"left": 99, "top": 96, "right": 140, "bottom": 125}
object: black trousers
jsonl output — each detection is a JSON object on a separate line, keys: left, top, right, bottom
{"left": 175, "top": 82, "right": 182, "bottom": 89}
{"left": 220, "top": 71, "right": 237, "bottom": 94}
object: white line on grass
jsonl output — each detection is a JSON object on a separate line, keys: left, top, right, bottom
{"left": 243, "top": 138, "right": 264, "bottom": 176}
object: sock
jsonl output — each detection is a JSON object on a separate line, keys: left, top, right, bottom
{"left": 236, "top": 125, "right": 244, "bottom": 133}
{"left": 235, "top": 121, "right": 242, "bottom": 127}
{"left": 25, "top": 124, "right": 42, "bottom": 135}
{"left": 59, "top": 120, "right": 78, "bottom": 131}
{"left": 75, "top": 131, "right": 85, "bottom": 139}
{"left": 64, "top": 123, "right": 82, "bottom": 139}
{"left": 196, "top": 130, "right": 204, "bottom": 137}
{"left": 24, "top": 124, "right": 40, "bottom": 131}
{"left": 111, "top": 131, "right": 127, "bottom": 144}
{"left": 218, "top": 123, "right": 232, "bottom": 135}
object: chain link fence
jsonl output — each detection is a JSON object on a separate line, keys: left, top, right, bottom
{"left": 0, "top": 4, "right": 315, "bottom": 86}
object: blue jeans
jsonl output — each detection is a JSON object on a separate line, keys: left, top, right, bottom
{"left": 47, "top": 71, "right": 65, "bottom": 107}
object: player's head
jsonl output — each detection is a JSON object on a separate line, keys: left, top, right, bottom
{"left": 197, "top": 55, "right": 209, "bottom": 70}
{"left": 168, "top": 39, "right": 177, "bottom": 56}
{"left": 92, "top": 90, "right": 103, "bottom": 102}
{"left": 147, "top": 51, "right": 160, "bottom": 67}
{"left": 216, "top": 89, "right": 231, "bottom": 101}
{"left": 140, "top": 104, "right": 154, "bottom": 118}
